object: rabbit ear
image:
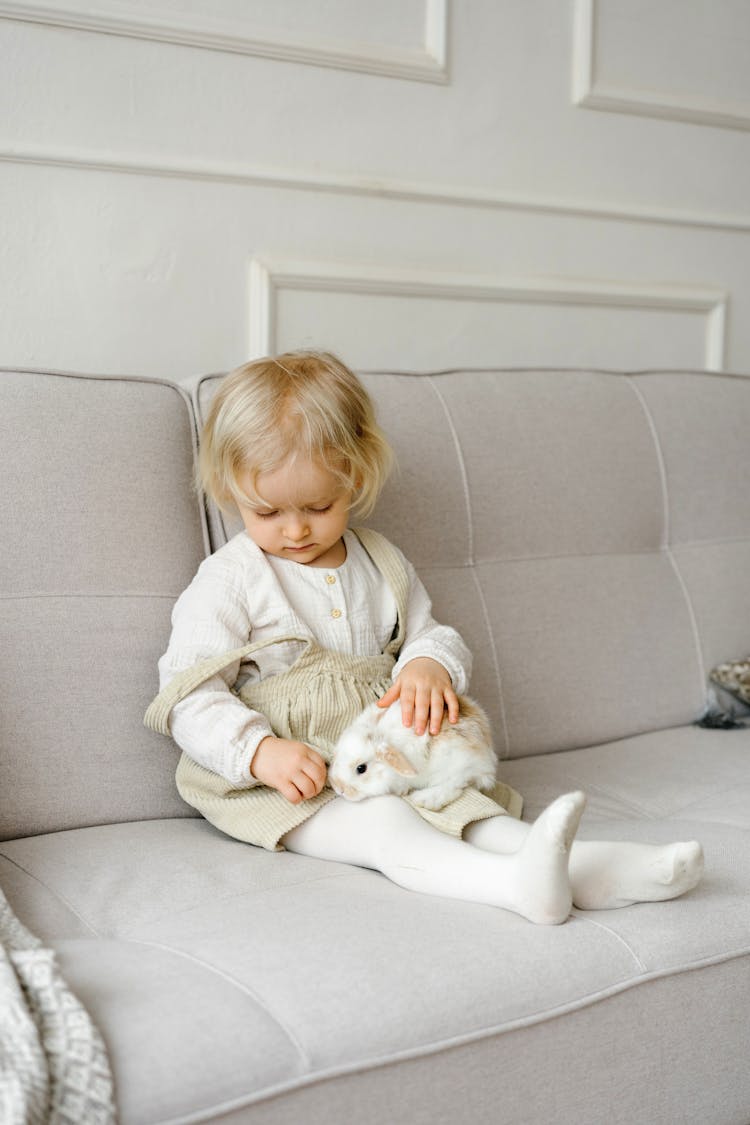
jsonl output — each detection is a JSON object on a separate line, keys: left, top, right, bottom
{"left": 375, "top": 744, "right": 418, "bottom": 776}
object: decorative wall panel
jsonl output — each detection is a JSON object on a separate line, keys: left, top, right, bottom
{"left": 250, "top": 260, "right": 727, "bottom": 372}
{"left": 574, "top": 0, "right": 750, "bottom": 130}
{"left": 0, "top": 0, "right": 447, "bottom": 80}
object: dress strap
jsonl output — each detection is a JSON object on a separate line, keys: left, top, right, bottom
{"left": 146, "top": 530, "right": 409, "bottom": 736}
{"left": 144, "top": 633, "right": 310, "bottom": 736}
{"left": 350, "top": 527, "right": 409, "bottom": 656}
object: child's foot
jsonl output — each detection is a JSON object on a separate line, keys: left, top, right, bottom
{"left": 571, "top": 840, "right": 704, "bottom": 910}
{"left": 640, "top": 840, "right": 704, "bottom": 902}
{"left": 510, "top": 791, "right": 586, "bottom": 925}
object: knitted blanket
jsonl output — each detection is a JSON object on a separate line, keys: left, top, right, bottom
{"left": 0, "top": 887, "right": 116, "bottom": 1124}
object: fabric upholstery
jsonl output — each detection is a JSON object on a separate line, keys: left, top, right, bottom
{"left": 2, "top": 723, "right": 748, "bottom": 1123}
{"left": 3, "top": 364, "right": 750, "bottom": 1123}
{"left": 0, "top": 370, "right": 208, "bottom": 839}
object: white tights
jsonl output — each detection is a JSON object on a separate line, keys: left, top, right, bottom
{"left": 282, "top": 794, "right": 704, "bottom": 925}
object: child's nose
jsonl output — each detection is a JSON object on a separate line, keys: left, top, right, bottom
{"left": 284, "top": 513, "right": 310, "bottom": 540}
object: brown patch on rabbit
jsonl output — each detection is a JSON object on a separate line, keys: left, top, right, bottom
{"left": 375, "top": 745, "right": 418, "bottom": 776}
{"left": 444, "top": 696, "right": 492, "bottom": 750}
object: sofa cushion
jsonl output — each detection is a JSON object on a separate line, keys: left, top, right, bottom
{"left": 1, "top": 723, "right": 748, "bottom": 1124}
{"left": 632, "top": 370, "right": 750, "bottom": 691}
{"left": 0, "top": 370, "right": 208, "bottom": 840}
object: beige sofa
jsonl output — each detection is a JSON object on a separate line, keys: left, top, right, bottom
{"left": 2, "top": 365, "right": 749, "bottom": 1125}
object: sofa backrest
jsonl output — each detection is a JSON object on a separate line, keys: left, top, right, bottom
{"left": 197, "top": 367, "right": 750, "bottom": 761}
{"left": 0, "top": 370, "right": 208, "bottom": 840}
{"left": 3, "top": 366, "right": 748, "bottom": 840}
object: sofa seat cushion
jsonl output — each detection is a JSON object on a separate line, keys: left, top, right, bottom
{"left": 502, "top": 722, "right": 750, "bottom": 831}
{"left": 1, "top": 725, "right": 749, "bottom": 1124}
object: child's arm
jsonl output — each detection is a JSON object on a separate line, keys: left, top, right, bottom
{"left": 163, "top": 556, "right": 327, "bottom": 802}
{"left": 379, "top": 550, "right": 473, "bottom": 736}
{"left": 159, "top": 557, "right": 277, "bottom": 787}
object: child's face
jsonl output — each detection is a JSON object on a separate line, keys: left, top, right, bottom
{"left": 238, "top": 456, "right": 354, "bottom": 568}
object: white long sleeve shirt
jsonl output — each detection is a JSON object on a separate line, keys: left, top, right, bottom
{"left": 158, "top": 530, "right": 472, "bottom": 787}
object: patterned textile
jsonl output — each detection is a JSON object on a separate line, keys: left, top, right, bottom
{"left": 0, "top": 888, "right": 116, "bottom": 1125}
{"left": 710, "top": 656, "right": 750, "bottom": 705}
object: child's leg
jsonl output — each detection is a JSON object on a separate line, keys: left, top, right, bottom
{"left": 281, "top": 791, "right": 586, "bottom": 925}
{"left": 463, "top": 816, "right": 704, "bottom": 909}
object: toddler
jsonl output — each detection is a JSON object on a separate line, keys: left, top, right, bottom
{"left": 146, "top": 351, "right": 703, "bottom": 924}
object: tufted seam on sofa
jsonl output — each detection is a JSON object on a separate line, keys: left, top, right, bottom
{"left": 424, "top": 376, "right": 473, "bottom": 565}
{"left": 569, "top": 913, "right": 648, "bottom": 973}
{"left": 660, "top": 786, "right": 750, "bottom": 822}
{"left": 0, "top": 592, "right": 186, "bottom": 602}
{"left": 516, "top": 768, "right": 661, "bottom": 820}
{"left": 469, "top": 569, "right": 511, "bottom": 758}
{"left": 126, "top": 938, "right": 312, "bottom": 1070}
{"left": 622, "top": 376, "right": 670, "bottom": 551}
{"left": 0, "top": 851, "right": 101, "bottom": 936}
{"left": 112, "top": 870, "right": 370, "bottom": 931}
{"left": 424, "top": 375, "right": 512, "bottom": 758}
{"left": 673, "top": 533, "right": 750, "bottom": 549}
{"left": 402, "top": 539, "right": 750, "bottom": 569}
{"left": 0, "top": 843, "right": 360, "bottom": 934}
{"left": 625, "top": 376, "right": 708, "bottom": 699}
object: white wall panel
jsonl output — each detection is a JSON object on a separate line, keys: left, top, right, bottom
{"left": 1, "top": 1, "right": 749, "bottom": 376}
{"left": 0, "top": 0, "right": 447, "bottom": 80}
{"left": 574, "top": 0, "right": 750, "bottom": 130}
{"left": 2, "top": 7, "right": 749, "bottom": 219}
{"left": 253, "top": 259, "right": 726, "bottom": 371}
{"left": 278, "top": 288, "right": 712, "bottom": 372}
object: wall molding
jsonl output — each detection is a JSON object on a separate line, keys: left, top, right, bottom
{"left": 248, "top": 258, "right": 728, "bottom": 371}
{"left": 0, "top": 0, "right": 448, "bottom": 82}
{"left": 572, "top": 0, "right": 750, "bottom": 132}
{"left": 3, "top": 141, "right": 750, "bottom": 236}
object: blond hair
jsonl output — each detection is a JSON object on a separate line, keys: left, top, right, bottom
{"left": 198, "top": 351, "right": 393, "bottom": 518}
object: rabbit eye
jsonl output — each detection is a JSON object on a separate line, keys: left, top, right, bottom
{"left": 356, "top": 763, "right": 368, "bottom": 775}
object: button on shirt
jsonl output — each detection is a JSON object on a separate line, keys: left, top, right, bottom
{"left": 159, "top": 529, "right": 472, "bottom": 787}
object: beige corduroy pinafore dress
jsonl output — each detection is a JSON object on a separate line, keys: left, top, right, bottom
{"left": 144, "top": 528, "right": 522, "bottom": 850}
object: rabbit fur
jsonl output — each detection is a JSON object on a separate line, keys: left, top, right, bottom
{"left": 329, "top": 695, "right": 498, "bottom": 810}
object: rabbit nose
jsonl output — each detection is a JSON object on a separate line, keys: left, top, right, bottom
{"left": 330, "top": 776, "right": 360, "bottom": 800}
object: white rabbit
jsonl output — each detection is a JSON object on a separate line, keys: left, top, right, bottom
{"left": 329, "top": 696, "right": 498, "bottom": 810}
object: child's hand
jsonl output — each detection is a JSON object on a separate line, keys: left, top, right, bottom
{"left": 377, "top": 657, "right": 460, "bottom": 737}
{"left": 250, "top": 736, "right": 328, "bottom": 804}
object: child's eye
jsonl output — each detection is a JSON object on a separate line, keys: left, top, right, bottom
{"left": 308, "top": 504, "right": 333, "bottom": 514}
{"left": 256, "top": 510, "right": 278, "bottom": 520}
